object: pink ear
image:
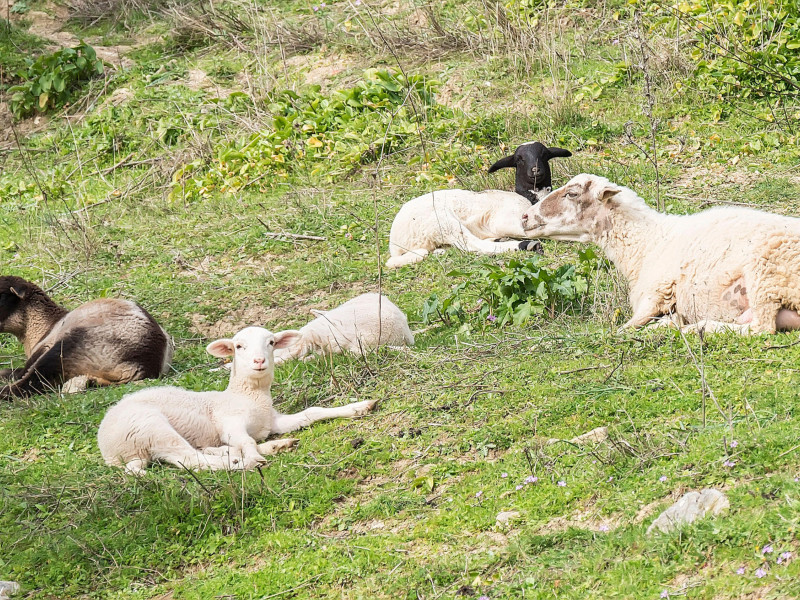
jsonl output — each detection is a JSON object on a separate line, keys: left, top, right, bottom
{"left": 274, "top": 330, "right": 302, "bottom": 350}
{"left": 206, "top": 339, "right": 235, "bottom": 357}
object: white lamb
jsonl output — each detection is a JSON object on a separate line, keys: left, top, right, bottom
{"left": 386, "top": 189, "right": 542, "bottom": 268}
{"left": 520, "top": 173, "right": 800, "bottom": 334}
{"left": 97, "top": 327, "right": 377, "bottom": 475}
{"left": 272, "top": 293, "right": 414, "bottom": 364}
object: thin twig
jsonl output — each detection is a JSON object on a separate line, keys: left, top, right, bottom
{"left": 558, "top": 364, "right": 611, "bottom": 375}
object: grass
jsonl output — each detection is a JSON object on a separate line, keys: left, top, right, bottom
{"left": 2, "top": 0, "right": 800, "bottom": 598}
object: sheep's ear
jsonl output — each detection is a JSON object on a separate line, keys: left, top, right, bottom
{"left": 9, "top": 286, "right": 26, "bottom": 299}
{"left": 206, "top": 339, "right": 235, "bottom": 357}
{"left": 274, "top": 330, "right": 303, "bottom": 350}
{"left": 598, "top": 185, "right": 622, "bottom": 204}
{"left": 547, "top": 147, "right": 572, "bottom": 158}
{"left": 488, "top": 155, "right": 516, "bottom": 173}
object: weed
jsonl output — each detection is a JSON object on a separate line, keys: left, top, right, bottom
{"left": 8, "top": 42, "right": 104, "bottom": 119}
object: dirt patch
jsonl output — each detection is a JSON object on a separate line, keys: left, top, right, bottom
{"left": 284, "top": 53, "right": 359, "bottom": 91}
{"left": 0, "top": 109, "right": 52, "bottom": 148}
{"left": 99, "top": 86, "right": 135, "bottom": 110}
{"left": 183, "top": 68, "right": 234, "bottom": 98}
{"left": 540, "top": 505, "right": 621, "bottom": 534}
{"left": 672, "top": 164, "right": 754, "bottom": 190}
{"left": 19, "top": 447, "right": 42, "bottom": 462}
{"left": 189, "top": 305, "right": 288, "bottom": 338}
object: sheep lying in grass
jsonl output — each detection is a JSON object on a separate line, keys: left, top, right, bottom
{"left": 384, "top": 142, "right": 572, "bottom": 268}
{"left": 272, "top": 293, "right": 414, "bottom": 364}
{"left": 488, "top": 141, "right": 572, "bottom": 204}
{"left": 520, "top": 174, "right": 800, "bottom": 334}
{"left": 98, "top": 327, "right": 377, "bottom": 475}
{"left": 386, "top": 189, "right": 542, "bottom": 268}
{"left": 0, "top": 276, "right": 173, "bottom": 400}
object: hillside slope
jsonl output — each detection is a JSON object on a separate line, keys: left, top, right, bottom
{"left": 2, "top": 1, "right": 800, "bottom": 598}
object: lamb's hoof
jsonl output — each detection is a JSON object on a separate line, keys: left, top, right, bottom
{"left": 123, "top": 459, "right": 148, "bottom": 476}
{"left": 518, "top": 240, "right": 543, "bottom": 254}
{"left": 276, "top": 438, "right": 299, "bottom": 452}
{"left": 62, "top": 375, "right": 90, "bottom": 394}
{"left": 260, "top": 438, "right": 299, "bottom": 455}
{"left": 240, "top": 454, "right": 268, "bottom": 470}
{"left": 352, "top": 399, "right": 379, "bottom": 416}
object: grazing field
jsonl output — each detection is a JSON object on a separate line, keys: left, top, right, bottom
{"left": 3, "top": 1, "right": 800, "bottom": 598}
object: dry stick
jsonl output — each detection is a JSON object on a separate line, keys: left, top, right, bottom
{"left": 676, "top": 324, "right": 731, "bottom": 428}
{"left": 629, "top": 8, "right": 662, "bottom": 211}
{"left": 258, "top": 574, "right": 326, "bottom": 599}
{"left": 602, "top": 350, "right": 625, "bottom": 383}
{"left": 260, "top": 230, "right": 327, "bottom": 242}
{"left": 763, "top": 339, "right": 800, "bottom": 350}
{"left": 558, "top": 364, "right": 611, "bottom": 375}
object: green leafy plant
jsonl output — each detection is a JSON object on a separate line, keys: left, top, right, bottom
{"left": 423, "top": 249, "right": 601, "bottom": 327}
{"left": 653, "top": 0, "right": 800, "bottom": 101}
{"left": 8, "top": 42, "right": 104, "bottom": 119}
{"left": 169, "top": 69, "right": 502, "bottom": 201}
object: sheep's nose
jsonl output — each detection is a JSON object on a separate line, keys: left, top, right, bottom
{"left": 521, "top": 213, "right": 529, "bottom": 224}
{"left": 253, "top": 357, "right": 265, "bottom": 367}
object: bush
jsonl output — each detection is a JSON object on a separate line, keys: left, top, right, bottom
{"left": 655, "top": 0, "right": 800, "bottom": 100}
{"left": 8, "top": 42, "right": 104, "bottom": 119}
{"left": 170, "top": 69, "right": 499, "bottom": 201}
{"left": 422, "top": 249, "right": 601, "bottom": 328}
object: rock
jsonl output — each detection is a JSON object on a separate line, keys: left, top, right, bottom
{"left": 647, "top": 489, "right": 730, "bottom": 535}
{"left": 0, "top": 581, "right": 20, "bottom": 599}
{"left": 548, "top": 426, "right": 609, "bottom": 446}
{"left": 496, "top": 510, "right": 521, "bottom": 525}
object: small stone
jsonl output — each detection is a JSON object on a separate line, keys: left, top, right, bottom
{"left": 0, "top": 581, "right": 20, "bottom": 599}
{"left": 548, "top": 426, "right": 609, "bottom": 446}
{"left": 496, "top": 510, "right": 522, "bottom": 525}
{"left": 647, "top": 489, "right": 729, "bottom": 535}
{"left": 349, "top": 437, "right": 364, "bottom": 449}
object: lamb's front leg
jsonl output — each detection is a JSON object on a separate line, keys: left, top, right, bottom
{"left": 219, "top": 421, "right": 267, "bottom": 469}
{"left": 271, "top": 399, "right": 377, "bottom": 434}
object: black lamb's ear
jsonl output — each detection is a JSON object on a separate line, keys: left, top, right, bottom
{"left": 547, "top": 147, "right": 572, "bottom": 158}
{"left": 488, "top": 154, "right": 516, "bottom": 173}
{"left": 9, "top": 286, "right": 25, "bottom": 300}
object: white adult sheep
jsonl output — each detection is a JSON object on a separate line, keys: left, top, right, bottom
{"left": 520, "top": 173, "right": 800, "bottom": 334}
{"left": 97, "top": 327, "right": 377, "bottom": 475}
{"left": 386, "top": 189, "right": 542, "bottom": 268}
{"left": 271, "top": 293, "right": 414, "bottom": 364}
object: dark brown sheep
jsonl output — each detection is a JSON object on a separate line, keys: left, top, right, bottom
{"left": 0, "top": 276, "right": 173, "bottom": 400}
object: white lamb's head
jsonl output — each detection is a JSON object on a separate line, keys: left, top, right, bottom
{"left": 207, "top": 326, "right": 286, "bottom": 382}
{"left": 520, "top": 173, "right": 622, "bottom": 242}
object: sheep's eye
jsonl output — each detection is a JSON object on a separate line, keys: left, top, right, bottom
{"left": 268, "top": 340, "right": 275, "bottom": 346}
{"left": 235, "top": 344, "right": 243, "bottom": 350}
{"left": 566, "top": 191, "right": 578, "bottom": 199}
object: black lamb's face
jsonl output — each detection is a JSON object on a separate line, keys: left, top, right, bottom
{"left": 488, "top": 142, "right": 572, "bottom": 204}
{"left": 0, "top": 276, "right": 29, "bottom": 330}
{"left": 516, "top": 142, "right": 553, "bottom": 191}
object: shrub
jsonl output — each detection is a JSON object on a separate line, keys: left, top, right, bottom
{"left": 170, "top": 68, "right": 499, "bottom": 201}
{"left": 654, "top": 0, "right": 800, "bottom": 100}
{"left": 423, "top": 249, "right": 601, "bottom": 328}
{"left": 8, "top": 42, "right": 104, "bottom": 119}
